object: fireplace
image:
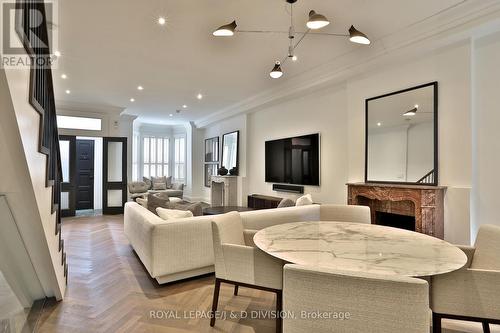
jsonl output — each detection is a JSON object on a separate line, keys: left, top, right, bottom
{"left": 376, "top": 212, "right": 416, "bottom": 231}
{"left": 347, "top": 183, "right": 446, "bottom": 239}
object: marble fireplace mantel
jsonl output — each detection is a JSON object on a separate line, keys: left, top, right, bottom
{"left": 347, "top": 183, "right": 447, "bottom": 239}
{"left": 211, "top": 176, "right": 238, "bottom": 207}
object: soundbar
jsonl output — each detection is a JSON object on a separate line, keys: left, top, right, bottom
{"left": 273, "top": 184, "right": 304, "bottom": 194}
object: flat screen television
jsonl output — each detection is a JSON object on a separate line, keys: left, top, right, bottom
{"left": 265, "top": 133, "right": 320, "bottom": 186}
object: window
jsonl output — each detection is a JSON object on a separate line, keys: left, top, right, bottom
{"left": 142, "top": 137, "right": 169, "bottom": 178}
{"left": 174, "top": 136, "right": 186, "bottom": 181}
{"left": 57, "top": 115, "right": 102, "bottom": 131}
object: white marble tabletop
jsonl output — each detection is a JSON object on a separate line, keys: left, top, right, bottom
{"left": 253, "top": 221, "right": 467, "bottom": 277}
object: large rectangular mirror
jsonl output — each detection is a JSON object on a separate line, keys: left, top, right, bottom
{"left": 365, "top": 82, "right": 438, "bottom": 185}
{"left": 222, "top": 131, "right": 239, "bottom": 175}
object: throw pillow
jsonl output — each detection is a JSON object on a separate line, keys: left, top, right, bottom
{"left": 156, "top": 208, "right": 194, "bottom": 221}
{"left": 151, "top": 176, "right": 167, "bottom": 187}
{"left": 147, "top": 194, "right": 170, "bottom": 214}
{"left": 278, "top": 198, "right": 295, "bottom": 208}
{"left": 143, "top": 177, "right": 152, "bottom": 190}
{"left": 153, "top": 182, "right": 167, "bottom": 190}
{"left": 166, "top": 201, "right": 203, "bottom": 216}
{"left": 136, "top": 197, "right": 148, "bottom": 208}
{"left": 295, "top": 194, "right": 313, "bottom": 206}
{"left": 128, "top": 181, "right": 149, "bottom": 194}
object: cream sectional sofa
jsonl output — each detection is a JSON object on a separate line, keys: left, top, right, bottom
{"left": 124, "top": 202, "right": 370, "bottom": 284}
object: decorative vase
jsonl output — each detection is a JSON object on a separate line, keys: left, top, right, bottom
{"left": 218, "top": 166, "right": 228, "bottom": 176}
{"left": 229, "top": 167, "right": 238, "bottom": 176}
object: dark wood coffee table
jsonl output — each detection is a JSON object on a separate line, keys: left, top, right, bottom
{"left": 203, "top": 206, "right": 255, "bottom": 216}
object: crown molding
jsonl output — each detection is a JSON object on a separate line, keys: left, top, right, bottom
{"left": 195, "top": 0, "right": 500, "bottom": 128}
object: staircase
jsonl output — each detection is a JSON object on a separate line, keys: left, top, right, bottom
{"left": 15, "top": 0, "right": 67, "bottom": 284}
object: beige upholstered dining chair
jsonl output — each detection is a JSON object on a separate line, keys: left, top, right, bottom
{"left": 431, "top": 224, "right": 500, "bottom": 333}
{"left": 283, "top": 264, "right": 430, "bottom": 333}
{"left": 319, "top": 204, "right": 371, "bottom": 224}
{"left": 210, "top": 212, "right": 284, "bottom": 332}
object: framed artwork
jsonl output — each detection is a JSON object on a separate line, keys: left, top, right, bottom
{"left": 205, "top": 137, "right": 219, "bottom": 163}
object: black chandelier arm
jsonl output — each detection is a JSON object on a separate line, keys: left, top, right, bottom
{"left": 306, "top": 32, "right": 350, "bottom": 37}
{"left": 235, "top": 30, "right": 350, "bottom": 38}
{"left": 236, "top": 29, "right": 290, "bottom": 34}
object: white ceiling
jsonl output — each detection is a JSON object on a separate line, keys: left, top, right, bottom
{"left": 52, "top": 0, "right": 465, "bottom": 124}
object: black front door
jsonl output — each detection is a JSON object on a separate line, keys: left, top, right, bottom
{"left": 76, "top": 140, "right": 95, "bottom": 210}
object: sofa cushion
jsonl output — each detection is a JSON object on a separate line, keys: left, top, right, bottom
{"left": 147, "top": 193, "right": 170, "bottom": 214}
{"left": 278, "top": 198, "right": 295, "bottom": 208}
{"left": 128, "top": 181, "right": 149, "bottom": 194}
{"left": 156, "top": 208, "right": 194, "bottom": 221}
{"left": 153, "top": 182, "right": 167, "bottom": 190}
{"left": 296, "top": 194, "right": 313, "bottom": 206}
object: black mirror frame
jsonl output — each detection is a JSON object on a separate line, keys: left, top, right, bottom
{"left": 221, "top": 130, "right": 240, "bottom": 176}
{"left": 364, "top": 81, "right": 439, "bottom": 186}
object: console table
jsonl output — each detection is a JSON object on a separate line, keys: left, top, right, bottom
{"left": 347, "top": 183, "right": 446, "bottom": 239}
{"left": 247, "top": 194, "right": 282, "bottom": 210}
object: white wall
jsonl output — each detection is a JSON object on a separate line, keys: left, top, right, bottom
{"left": 198, "top": 115, "right": 248, "bottom": 205}
{"left": 196, "top": 40, "right": 473, "bottom": 244}
{"left": 471, "top": 31, "right": 500, "bottom": 241}
{"left": 347, "top": 41, "right": 472, "bottom": 245}
{"left": 368, "top": 126, "right": 408, "bottom": 182}
{"left": 245, "top": 85, "right": 348, "bottom": 204}
{"left": 407, "top": 122, "right": 434, "bottom": 181}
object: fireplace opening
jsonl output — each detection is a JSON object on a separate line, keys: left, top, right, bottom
{"left": 375, "top": 212, "right": 416, "bottom": 231}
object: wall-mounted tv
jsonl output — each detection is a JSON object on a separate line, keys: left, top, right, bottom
{"left": 265, "top": 133, "right": 320, "bottom": 186}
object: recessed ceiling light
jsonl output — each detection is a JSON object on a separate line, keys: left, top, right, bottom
{"left": 158, "top": 17, "right": 166, "bottom": 25}
{"left": 61, "top": 74, "right": 67, "bottom": 79}
{"left": 130, "top": 98, "right": 135, "bottom": 102}
{"left": 65, "top": 89, "right": 71, "bottom": 94}
{"left": 54, "top": 50, "right": 61, "bottom": 57}
{"left": 137, "top": 86, "right": 144, "bottom": 91}
{"left": 197, "top": 93, "right": 203, "bottom": 100}
{"left": 292, "top": 55, "right": 298, "bottom": 62}
{"left": 169, "top": 114, "right": 173, "bottom": 117}
{"left": 377, "top": 122, "right": 382, "bottom": 127}
{"left": 182, "top": 104, "right": 188, "bottom": 109}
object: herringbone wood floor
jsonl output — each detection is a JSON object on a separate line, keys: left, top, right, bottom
{"left": 34, "top": 214, "right": 500, "bottom": 333}
{"left": 35, "top": 215, "right": 277, "bottom": 333}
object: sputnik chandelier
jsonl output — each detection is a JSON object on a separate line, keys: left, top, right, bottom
{"left": 212, "top": 0, "right": 371, "bottom": 79}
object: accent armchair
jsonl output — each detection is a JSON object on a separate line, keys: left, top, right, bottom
{"left": 210, "top": 212, "right": 284, "bottom": 333}
{"left": 431, "top": 224, "right": 500, "bottom": 333}
{"left": 283, "top": 264, "right": 430, "bottom": 333}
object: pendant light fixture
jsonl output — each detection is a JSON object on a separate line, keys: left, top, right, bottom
{"left": 212, "top": 0, "right": 371, "bottom": 79}
{"left": 403, "top": 105, "right": 419, "bottom": 116}
{"left": 213, "top": 20, "right": 237, "bottom": 37}
{"left": 269, "top": 61, "right": 283, "bottom": 79}
{"left": 306, "top": 10, "right": 330, "bottom": 30}
{"left": 349, "top": 25, "right": 371, "bottom": 45}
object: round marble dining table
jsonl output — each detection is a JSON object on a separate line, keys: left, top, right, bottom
{"left": 253, "top": 221, "right": 467, "bottom": 277}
